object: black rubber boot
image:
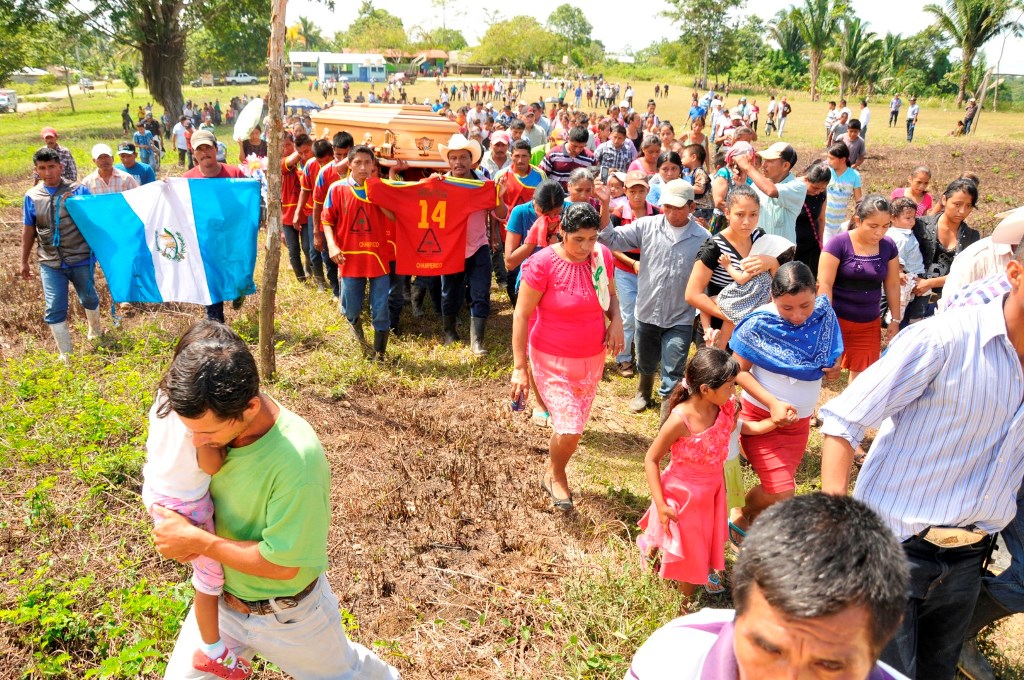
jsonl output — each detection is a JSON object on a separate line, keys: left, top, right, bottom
{"left": 411, "top": 286, "right": 426, "bottom": 317}
{"left": 470, "top": 316, "right": 487, "bottom": 357}
{"left": 349, "top": 320, "right": 371, "bottom": 358}
{"left": 373, "top": 330, "right": 389, "bottom": 362}
{"left": 629, "top": 374, "right": 655, "bottom": 413}
{"left": 442, "top": 315, "right": 460, "bottom": 345}
{"left": 660, "top": 398, "right": 673, "bottom": 425}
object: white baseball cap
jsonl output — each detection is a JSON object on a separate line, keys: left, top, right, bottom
{"left": 91, "top": 143, "right": 113, "bottom": 160}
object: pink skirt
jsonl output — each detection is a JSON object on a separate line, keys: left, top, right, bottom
{"left": 637, "top": 462, "right": 726, "bottom": 584}
{"left": 529, "top": 347, "right": 605, "bottom": 434}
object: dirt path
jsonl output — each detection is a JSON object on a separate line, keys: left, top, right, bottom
{"left": 14, "top": 81, "right": 126, "bottom": 112}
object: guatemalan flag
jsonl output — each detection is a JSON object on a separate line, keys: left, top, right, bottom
{"left": 66, "top": 178, "right": 261, "bottom": 304}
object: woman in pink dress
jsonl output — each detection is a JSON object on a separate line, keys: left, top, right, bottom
{"left": 637, "top": 347, "right": 738, "bottom": 600}
{"left": 511, "top": 203, "right": 624, "bottom": 511}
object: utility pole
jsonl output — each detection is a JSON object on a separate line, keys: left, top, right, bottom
{"left": 259, "top": 0, "right": 287, "bottom": 378}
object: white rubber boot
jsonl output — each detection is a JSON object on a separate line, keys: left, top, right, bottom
{"left": 49, "top": 322, "right": 73, "bottom": 359}
{"left": 85, "top": 307, "right": 103, "bottom": 340}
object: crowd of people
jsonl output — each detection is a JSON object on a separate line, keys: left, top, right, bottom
{"left": 16, "top": 79, "right": 1024, "bottom": 680}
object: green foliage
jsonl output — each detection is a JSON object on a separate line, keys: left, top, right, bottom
{"left": 472, "top": 17, "right": 559, "bottom": 70}
{"left": 118, "top": 64, "right": 138, "bottom": 98}
{"left": 662, "top": 0, "right": 747, "bottom": 82}
{"left": 924, "top": 0, "right": 1024, "bottom": 103}
{"left": 826, "top": 16, "right": 882, "bottom": 98}
{"left": 336, "top": 1, "right": 408, "bottom": 53}
{"left": 411, "top": 26, "right": 467, "bottom": 52}
{"left": 547, "top": 4, "right": 594, "bottom": 66}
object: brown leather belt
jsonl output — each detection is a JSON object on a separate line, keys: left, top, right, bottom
{"left": 223, "top": 578, "right": 319, "bottom": 616}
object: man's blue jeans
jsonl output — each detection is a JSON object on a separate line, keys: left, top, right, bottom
{"left": 635, "top": 319, "right": 694, "bottom": 398}
{"left": 39, "top": 261, "right": 100, "bottom": 324}
{"left": 441, "top": 245, "right": 491, "bottom": 318}
{"left": 615, "top": 269, "right": 638, "bottom": 364}
{"left": 341, "top": 275, "right": 390, "bottom": 331}
{"left": 881, "top": 536, "right": 992, "bottom": 679}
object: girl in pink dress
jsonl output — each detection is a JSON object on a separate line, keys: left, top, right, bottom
{"left": 637, "top": 347, "right": 739, "bottom": 599}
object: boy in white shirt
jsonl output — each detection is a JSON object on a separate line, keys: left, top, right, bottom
{"left": 885, "top": 196, "right": 925, "bottom": 324}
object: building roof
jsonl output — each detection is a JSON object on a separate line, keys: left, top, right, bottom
{"left": 417, "top": 50, "right": 449, "bottom": 60}
{"left": 288, "top": 51, "right": 386, "bottom": 66}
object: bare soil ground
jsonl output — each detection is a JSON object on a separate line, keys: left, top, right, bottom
{"left": 2, "top": 140, "right": 1023, "bottom": 678}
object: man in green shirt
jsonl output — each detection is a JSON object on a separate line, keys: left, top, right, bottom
{"left": 154, "top": 330, "right": 399, "bottom": 679}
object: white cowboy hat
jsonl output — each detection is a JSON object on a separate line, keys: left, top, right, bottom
{"left": 438, "top": 134, "right": 482, "bottom": 165}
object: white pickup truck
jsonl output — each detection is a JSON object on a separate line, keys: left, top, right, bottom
{"left": 223, "top": 72, "right": 258, "bottom": 85}
{"left": 0, "top": 89, "right": 17, "bottom": 113}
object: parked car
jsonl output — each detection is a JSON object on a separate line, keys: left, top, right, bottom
{"left": 190, "top": 73, "right": 214, "bottom": 87}
{"left": 0, "top": 89, "right": 17, "bottom": 113}
{"left": 79, "top": 77, "right": 94, "bottom": 91}
{"left": 223, "top": 72, "right": 258, "bottom": 85}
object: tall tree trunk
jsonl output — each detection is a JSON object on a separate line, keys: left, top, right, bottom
{"left": 809, "top": 51, "right": 820, "bottom": 102}
{"left": 137, "top": 0, "right": 186, "bottom": 120}
{"left": 259, "top": 0, "right": 287, "bottom": 379}
{"left": 62, "top": 65, "right": 76, "bottom": 113}
{"left": 956, "top": 46, "right": 974, "bottom": 107}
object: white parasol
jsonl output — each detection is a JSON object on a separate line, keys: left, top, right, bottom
{"left": 233, "top": 98, "right": 265, "bottom": 142}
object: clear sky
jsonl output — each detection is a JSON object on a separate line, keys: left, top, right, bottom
{"left": 287, "top": 0, "right": 1024, "bottom": 74}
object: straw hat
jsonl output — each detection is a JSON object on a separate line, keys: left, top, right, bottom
{"left": 438, "top": 134, "right": 482, "bottom": 165}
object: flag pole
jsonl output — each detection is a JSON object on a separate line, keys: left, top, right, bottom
{"left": 259, "top": 0, "right": 287, "bottom": 378}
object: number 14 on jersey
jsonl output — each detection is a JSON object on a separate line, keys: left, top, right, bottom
{"left": 418, "top": 200, "right": 447, "bottom": 229}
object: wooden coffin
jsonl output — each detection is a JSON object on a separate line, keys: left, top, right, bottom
{"left": 310, "top": 103, "right": 460, "bottom": 169}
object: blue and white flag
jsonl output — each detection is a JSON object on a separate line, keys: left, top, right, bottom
{"left": 66, "top": 178, "right": 261, "bottom": 304}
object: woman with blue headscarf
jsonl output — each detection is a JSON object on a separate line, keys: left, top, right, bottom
{"left": 726, "top": 261, "right": 843, "bottom": 546}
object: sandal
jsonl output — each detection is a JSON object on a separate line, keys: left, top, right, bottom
{"left": 728, "top": 520, "right": 747, "bottom": 549}
{"left": 704, "top": 572, "right": 727, "bottom": 595}
{"left": 540, "top": 473, "right": 574, "bottom": 511}
{"left": 531, "top": 408, "right": 552, "bottom": 428}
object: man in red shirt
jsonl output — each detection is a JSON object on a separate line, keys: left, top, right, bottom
{"left": 294, "top": 139, "right": 336, "bottom": 296}
{"left": 182, "top": 129, "right": 248, "bottom": 322}
{"left": 281, "top": 132, "right": 310, "bottom": 283}
{"left": 321, "top": 144, "right": 397, "bottom": 361}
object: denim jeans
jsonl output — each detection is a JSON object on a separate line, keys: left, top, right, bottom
{"left": 906, "top": 119, "right": 916, "bottom": 142}
{"left": 387, "top": 263, "right": 404, "bottom": 331}
{"left": 880, "top": 536, "right": 992, "bottom": 679}
{"left": 635, "top": 320, "right": 694, "bottom": 398}
{"left": 985, "top": 484, "right": 1024, "bottom": 615}
{"left": 441, "top": 245, "right": 492, "bottom": 318}
{"left": 283, "top": 223, "right": 312, "bottom": 281}
{"left": 889, "top": 110, "right": 899, "bottom": 126}
{"left": 162, "top": 575, "right": 399, "bottom": 680}
{"left": 341, "top": 275, "right": 391, "bottom": 331}
{"left": 415, "top": 275, "right": 443, "bottom": 315}
{"left": 39, "top": 261, "right": 99, "bottom": 324}
{"left": 615, "top": 269, "right": 638, "bottom": 364}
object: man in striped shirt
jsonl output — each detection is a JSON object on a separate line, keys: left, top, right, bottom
{"left": 540, "top": 126, "right": 594, "bottom": 188}
{"left": 81, "top": 144, "right": 139, "bottom": 195}
{"left": 819, "top": 242, "right": 1024, "bottom": 680}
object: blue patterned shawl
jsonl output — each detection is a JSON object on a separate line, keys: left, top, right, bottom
{"left": 730, "top": 295, "right": 844, "bottom": 381}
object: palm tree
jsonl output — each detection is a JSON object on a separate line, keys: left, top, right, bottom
{"left": 880, "top": 32, "right": 908, "bottom": 75}
{"left": 793, "top": 0, "right": 844, "bottom": 101}
{"left": 296, "top": 15, "right": 326, "bottom": 51}
{"left": 924, "top": 0, "right": 1022, "bottom": 105}
{"left": 769, "top": 8, "right": 806, "bottom": 63}
{"left": 827, "top": 17, "right": 882, "bottom": 99}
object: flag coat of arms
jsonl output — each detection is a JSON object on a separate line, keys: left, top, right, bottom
{"left": 66, "top": 178, "right": 261, "bottom": 304}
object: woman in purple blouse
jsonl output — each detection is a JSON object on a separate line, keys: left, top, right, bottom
{"left": 817, "top": 195, "right": 902, "bottom": 383}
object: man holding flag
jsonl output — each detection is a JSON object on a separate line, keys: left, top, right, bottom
{"left": 183, "top": 130, "right": 247, "bottom": 323}
{"left": 21, "top": 147, "right": 102, "bottom": 358}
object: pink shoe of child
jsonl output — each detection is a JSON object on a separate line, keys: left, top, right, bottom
{"left": 192, "top": 647, "right": 252, "bottom": 679}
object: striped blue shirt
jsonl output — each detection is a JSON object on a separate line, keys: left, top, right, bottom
{"left": 820, "top": 295, "right": 1024, "bottom": 541}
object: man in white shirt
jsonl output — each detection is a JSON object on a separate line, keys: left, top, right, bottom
{"left": 859, "top": 98, "right": 872, "bottom": 139}
{"left": 626, "top": 494, "right": 910, "bottom": 680}
{"left": 171, "top": 116, "right": 191, "bottom": 168}
{"left": 889, "top": 94, "right": 902, "bottom": 127}
{"left": 906, "top": 97, "right": 920, "bottom": 142}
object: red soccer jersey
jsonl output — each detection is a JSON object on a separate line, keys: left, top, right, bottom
{"left": 366, "top": 175, "right": 497, "bottom": 276}
{"left": 321, "top": 179, "right": 394, "bottom": 278}
{"left": 502, "top": 166, "right": 545, "bottom": 211}
{"left": 313, "top": 161, "right": 342, "bottom": 211}
{"left": 281, "top": 158, "right": 301, "bottom": 224}
{"left": 182, "top": 163, "right": 248, "bottom": 179}
{"left": 298, "top": 157, "right": 321, "bottom": 219}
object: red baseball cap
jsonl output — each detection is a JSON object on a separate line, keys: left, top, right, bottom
{"left": 41, "top": 127, "right": 58, "bottom": 139}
